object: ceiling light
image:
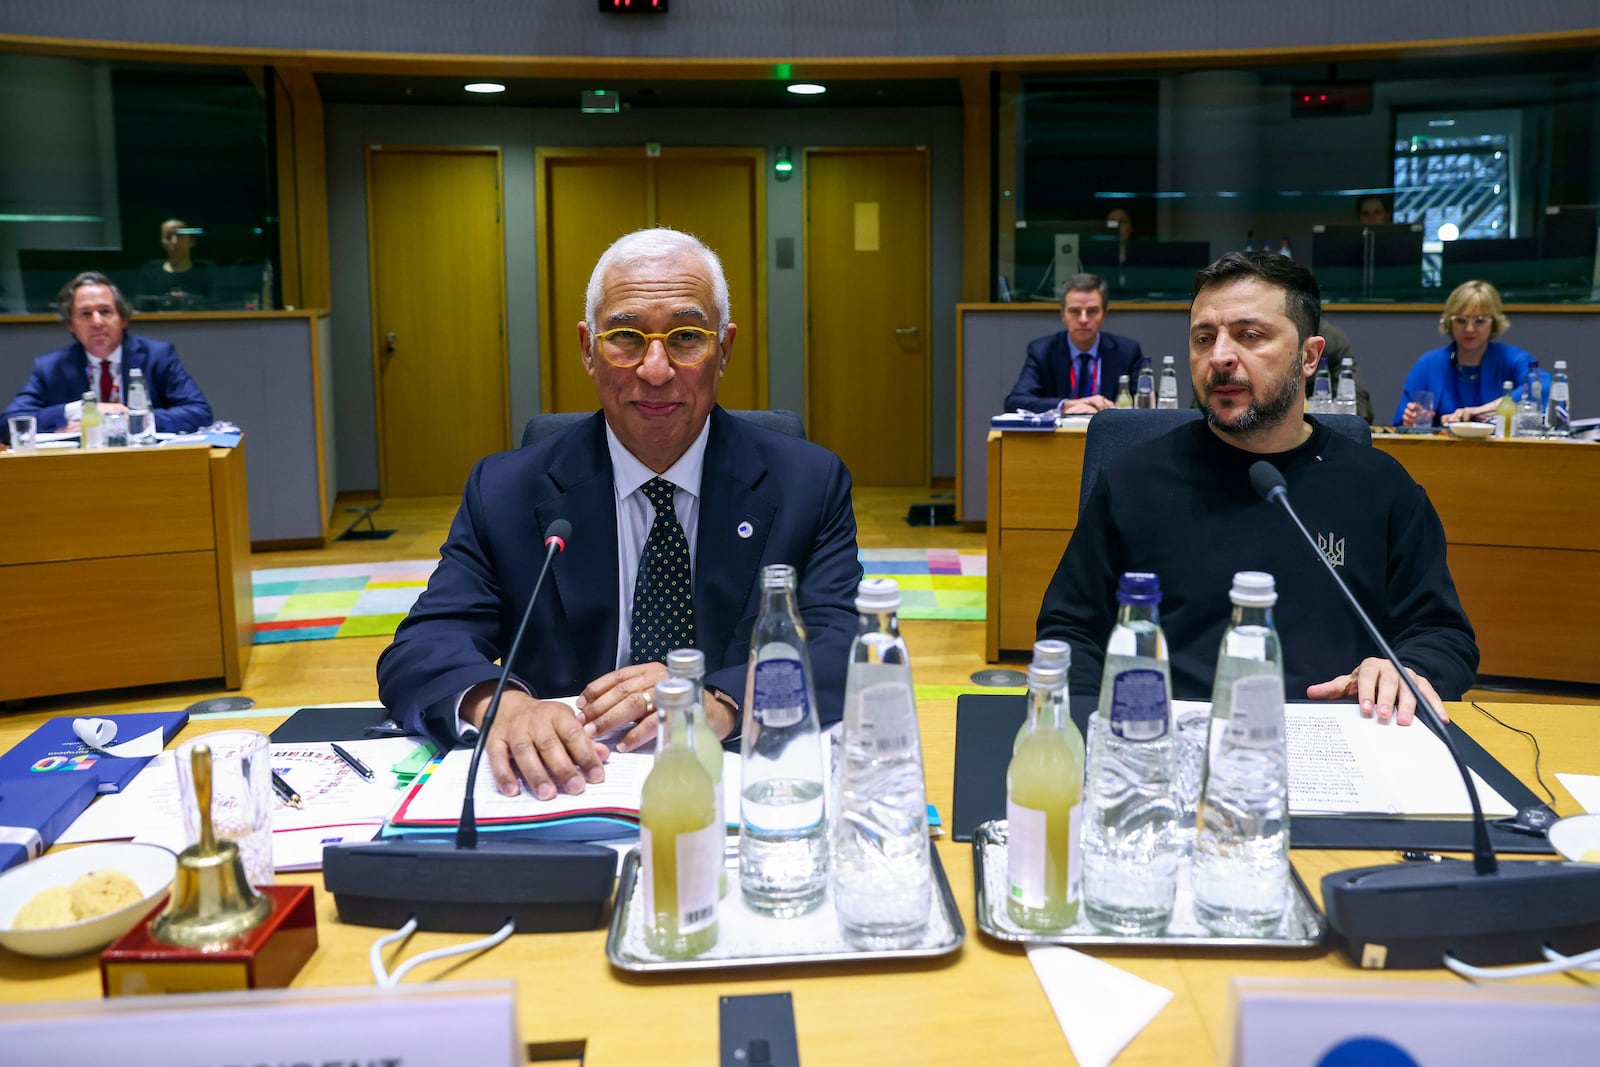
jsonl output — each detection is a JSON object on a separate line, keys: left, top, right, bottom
{"left": 786, "top": 83, "right": 826, "bottom": 96}
{"left": 464, "top": 83, "right": 506, "bottom": 94}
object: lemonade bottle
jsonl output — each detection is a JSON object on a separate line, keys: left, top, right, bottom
{"left": 1005, "top": 658, "right": 1083, "bottom": 930}
{"left": 1494, "top": 380, "right": 1516, "bottom": 439}
{"left": 640, "top": 677, "right": 720, "bottom": 957}
{"left": 666, "top": 648, "right": 728, "bottom": 896}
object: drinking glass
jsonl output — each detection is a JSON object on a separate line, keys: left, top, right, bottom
{"left": 1412, "top": 390, "right": 1436, "bottom": 428}
{"left": 102, "top": 410, "right": 129, "bottom": 448}
{"left": 7, "top": 414, "right": 36, "bottom": 452}
{"left": 127, "top": 409, "right": 156, "bottom": 444}
{"left": 175, "top": 729, "right": 275, "bottom": 887}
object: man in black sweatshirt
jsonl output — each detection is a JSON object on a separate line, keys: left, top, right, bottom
{"left": 1037, "top": 251, "right": 1477, "bottom": 726}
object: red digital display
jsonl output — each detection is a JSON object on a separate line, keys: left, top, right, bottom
{"left": 599, "top": 0, "right": 669, "bottom": 12}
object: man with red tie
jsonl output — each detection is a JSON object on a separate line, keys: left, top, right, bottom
{"left": 2, "top": 271, "right": 212, "bottom": 440}
{"left": 1004, "top": 272, "right": 1147, "bottom": 415}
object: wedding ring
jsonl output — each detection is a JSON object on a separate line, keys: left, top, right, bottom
{"left": 641, "top": 690, "right": 655, "bottom": 716}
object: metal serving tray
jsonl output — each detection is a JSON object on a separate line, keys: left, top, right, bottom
{"left": 972, "top": 819, "right": 1327, "bottom": 950}
{"left": 606, "top": 841, "right": 965, "bottom": 973}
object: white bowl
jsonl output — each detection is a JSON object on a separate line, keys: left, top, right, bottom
{"left": 1446, "top": 421, "right": 1495, "bottom": 439}
{"left": 0, "top": 843, "right": 176, "bottom": 958}
{"left": 1548, "top": 813, "right": 1600, "bottom": 864}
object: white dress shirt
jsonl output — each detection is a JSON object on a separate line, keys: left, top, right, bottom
{"left": 64, "top": 346, "right": 123, "bottom": 422}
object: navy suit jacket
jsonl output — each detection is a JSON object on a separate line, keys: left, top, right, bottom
{"left": 1004, "top": 329, "right": 1147, "bottom": 412}
{"left": 2, "top": 335, "right": 213, "bottom": 435}
{"left": 376, "top": 406, "right": 864, "bottom": 749}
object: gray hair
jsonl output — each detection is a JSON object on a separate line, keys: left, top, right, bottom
{"left": 584, "top": 228, "right": 730, "bottom": 337}
{"left": 56, "top": 271, "right": 132, "bottom": 323}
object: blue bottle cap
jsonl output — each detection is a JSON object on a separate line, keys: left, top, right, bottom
{"left": 1116, "top": 571, "right": 1162, "bottom": 605}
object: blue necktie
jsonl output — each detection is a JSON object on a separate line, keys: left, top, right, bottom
{"left": 1075, "top": 353, "right": 1093, "bottom": 399}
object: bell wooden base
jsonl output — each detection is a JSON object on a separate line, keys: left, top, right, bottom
{"left": 100, "top": 885, "right": 317, "bottom": 998}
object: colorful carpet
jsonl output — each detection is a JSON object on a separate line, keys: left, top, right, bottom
{"left": 252, "top": 548, "right": 986, "bottom": 645}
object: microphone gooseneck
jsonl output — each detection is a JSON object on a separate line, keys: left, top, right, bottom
{"left": 456, "top": 518, "right": 573, "bottom": 850}
{"left": 1247, "top": 460, "right": 1496, "bottom": 876}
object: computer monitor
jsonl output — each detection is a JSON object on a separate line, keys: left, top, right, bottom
{"left": 1538, "top": 207, "right": 1599, "bottom": 295}
{"left": 1011, "top": 219, "right": 1122, "bottom": 300}
{"left": 1117, "top": 239, "right": 1211, "bottom": 299}
{"left": 1310, "top": 224, "right": 1424, "bottom": 300}
{"left": 16, "top": 248, "right": 134, "bottom": 313}
{"left": 1438, "top": 237, "right": 1541, "bottom": 297}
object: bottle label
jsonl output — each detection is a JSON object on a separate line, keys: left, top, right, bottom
{"left": 859, "top": 682, "right": 917, "bottom": 755}
{"left": 751, "top": 658, "right": 808, "bottom": 728}
{"left": 1005, "top": 798, "right": 1048, "bottom": 908}
{"left": 1006, "top": 798, "right": 1081, "bottom": 909}
{"left": 1226, "top": 673, "right": 1285, "bottom": 747}
{"left": 1108, "top": 668, "right": 1169, "bottom": 741}
{"left": 676, "top": 821, "right": 722, "bottom": 932}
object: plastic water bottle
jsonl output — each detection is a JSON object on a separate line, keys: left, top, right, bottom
{"left": 126, "top": 368, "right": 155, "bottom": 444}
{"left": 738, "top": 564, "right": 828, "bottom": 917}
{"left": 1157, "top": 356, "right": 1179, "bottom": 409}
{"left": 1081, "top": 572, "right": 1178, "bottom": 935}
{"left": 1191, "top": 572, "right": 1291, "bottom": 937}
{"left": 1005, "top": 652, "right": 1083, "bottom": 931}
{"left": 1278, "top": 237, "right": 1293, "bottom": 259}
{"left": 1547, "top": 360, "right": 1571, "bottom": 436}
{"left": 666, "top": 648, "right": 727, "bottom": 896}
{"left": 1134, "top": 363, "right": 1155, "bottom": 409}
{"left": 832, "top": 578, "right": 932, "bottom": 949}
{"left": 1310, "top": 359, "right": 1332, "bottom": 414}
{"left": 79, "top": 391, "right": 103, "bottom": 449}
{"left": 1335, "top": 359, "right": 1358, "bottom": 416}
{"left": 640, "top": 677, "right": 721, "bottom": 957}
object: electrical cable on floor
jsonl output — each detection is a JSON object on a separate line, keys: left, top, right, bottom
{"left": 369, "top": 916, "right": 516, "bottom": 988}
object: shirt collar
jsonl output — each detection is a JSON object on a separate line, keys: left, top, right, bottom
{"left": 604, "top": 415, "right": 711, "bottom": 502}
{"left": 86, "top": 345, "right": 123, "bottom": 367}
{"left": 1071, "top": 340, "right": 1100, "bottom": 361}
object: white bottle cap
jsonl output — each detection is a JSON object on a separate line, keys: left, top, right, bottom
{"left": 1230, "top": 570, "right": 1277, "bottom": 607}
{"left": 856, "top": 577, "right": 901, "bottom": 612}
{"left": 1555, "top": 360, "right": 1568, "bottom": 369}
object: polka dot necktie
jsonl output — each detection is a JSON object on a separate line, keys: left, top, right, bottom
{"left": 629, "top": 477, "right": 695, "bottom": 665}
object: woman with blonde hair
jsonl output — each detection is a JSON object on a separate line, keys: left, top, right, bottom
{"left": 1393, "top": 279, "right": 1544, "bottom": 426}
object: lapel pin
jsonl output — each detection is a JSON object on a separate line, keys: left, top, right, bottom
{"left": 736, "top": 520, "right": 754, "bottom": 539}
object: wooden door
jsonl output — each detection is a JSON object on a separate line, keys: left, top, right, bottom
{"left": 537, "top": 148, "right": 765, "bottom": 414}
{"left": 805, "top": 148, "right": 930, "bottom": 485}
{"left": 367, "top": 146, "right": 508, "bottom": 497}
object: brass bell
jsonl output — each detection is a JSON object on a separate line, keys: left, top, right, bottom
{"left": 151, "top": 742, "right": 272, "bottom": 948}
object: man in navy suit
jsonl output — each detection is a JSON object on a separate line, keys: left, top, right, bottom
{"left": 1004, "top": 272, "right": 1147, "bottom": 414}
{"left": 3, "top": 272, "right": 212, "bottom": 439}
{"left": 377, "top": 228, "right": 863, "bottom": 800}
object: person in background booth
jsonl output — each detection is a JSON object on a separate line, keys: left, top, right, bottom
{"left": 1005, "top": 272, "right": 1147, "bottom": 415}
{"left": 137, "top": 218, "right": 215, "bottom": 310}
{"left": 2, "top": 272, "right": 212, "bottom": 439}
{"left": 1393, "top": 279, "right": 1545, "bottom": 427}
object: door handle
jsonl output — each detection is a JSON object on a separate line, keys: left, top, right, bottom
{"left": 384, "top": 331, "right": 397, "bottom": 354}
{"left": 894, "top": 326, "right": 919, "bottom": 336}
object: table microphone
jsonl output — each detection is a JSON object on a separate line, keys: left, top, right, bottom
{"left": 1248, "top": 460, "right": 1600, "bottom": 968}
{"left": 323, "top": 518, "right": 616, "bottom": 934}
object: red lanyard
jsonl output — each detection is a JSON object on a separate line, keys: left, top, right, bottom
{"left": 1068, "top": 353, "right": 1100, "bottom": 398}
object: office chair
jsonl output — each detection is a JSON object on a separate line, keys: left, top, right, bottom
{"left": 1078, "top": 409, "right": 1371, "bottom": 521}
{"left": 520, "top": 408, "right": 807, "bottom": 448}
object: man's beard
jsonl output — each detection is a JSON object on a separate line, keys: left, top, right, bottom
{"left": 1202, "top": 363, "right": 1303, "bottom": 436}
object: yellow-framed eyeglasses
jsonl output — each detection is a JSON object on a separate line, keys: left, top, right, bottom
{"left": 594, "top": 326, "right": 719, "bottom": 367}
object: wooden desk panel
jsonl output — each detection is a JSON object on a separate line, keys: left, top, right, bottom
{"left": 0, "top": 447, "right": 214, "bottom": 566}
{"left": 0, "top": 700, "right": 1589, "bottom": 1066}
{"left": 0, "top": 444, "right": 250, "bottom": 699}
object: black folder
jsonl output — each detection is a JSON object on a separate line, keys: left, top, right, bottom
{"left": 951, "top": 693, "right": 1553, "bottom": 855}
{"left": 268, "top": 705, "right": 397, "bottom": 743}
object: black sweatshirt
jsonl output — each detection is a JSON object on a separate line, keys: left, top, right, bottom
{"left": 1037, "top": 417, "right": 1479, "bottom": 702}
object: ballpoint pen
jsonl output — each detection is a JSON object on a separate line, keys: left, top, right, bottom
{"left": 329, "top": 742, "right": 375, "bottom": 780}
{"left": 271, "top": 768, "right": 303, "bottom": 808}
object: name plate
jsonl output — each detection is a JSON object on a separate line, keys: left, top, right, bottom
{"left": 0, "top": 980, "right": 520, "bottom": 1066}
{"left": 1225, "top": 978, "right": 1600, "bottom": 1066}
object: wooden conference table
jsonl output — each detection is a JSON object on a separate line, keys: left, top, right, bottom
{"left": 0, "top": 698, "right": 1593, "bottom": 1065}
{"left": 985, "top": 427, "right": 1600, "bottom": 683}
{"left": 0, "top": 442, "right": 252, "bottom": 700}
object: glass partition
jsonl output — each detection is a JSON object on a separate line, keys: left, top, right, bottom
{"left": 996, "top": 46, "right": 1600, "bottom": 305}
{"left": 0, "top": 55, "right": 277, "bottom": 315}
